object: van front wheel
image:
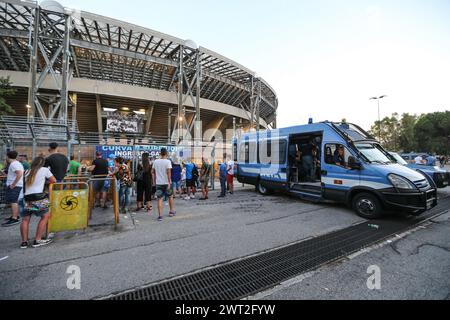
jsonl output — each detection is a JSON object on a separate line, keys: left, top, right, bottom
{"left": 257, "top": 182, "right": 272, "bottom": 195}
{"left": 352, "top": 193, "right": 383, "bottom": 219}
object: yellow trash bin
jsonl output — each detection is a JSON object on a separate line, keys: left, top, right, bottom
{"left": 48, "top": 183, "right": 89, "bottom": 233}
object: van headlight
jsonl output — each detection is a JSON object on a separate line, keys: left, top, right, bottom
{"left": 388, "top": 174, "right": 417, "bottom": 191}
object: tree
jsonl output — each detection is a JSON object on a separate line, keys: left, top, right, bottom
{"left": 0, "top": 76, "right": 16, "bottom": 115}
{"left": 398, "top": 113, "right": 418, "bottom": 153}
{"left": 369, "top": 113, "right": 400, "bottom": 151}
{"left": 368, "top": 111, "right": 450, "bottom": 154}
{"left": 414, "top": 111, "right": 450, "bottom": 155}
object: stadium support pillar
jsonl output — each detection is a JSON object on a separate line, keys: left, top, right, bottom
{"left": 256, "top": 80, "right": 261, "bottom": 132}
{"left": 194, "top": 51, "right": 202, "bottom": 146}
{"left": 145, "top": 104, "right": 154, "bottom": 135}
{"left": 176, "top": 45, "right": 203, "bottom": 145}
{"left": 96, "top": 95, "right": 103, "bottom": 134}
{"left": 27, "top": 6, "right": 39, "bottom": 120}
{"left": 60, "top": 14, "right": 72, "bottom": 124}
{"left": 27, "top": 6, "right": 72, "bottom": 123}
{"left": 71, "top": 93, "right": 78, "bottom": 132}
{"left": 249, "top": 76, "right": 261, "bottom": 132}
{"left": 168, "top": 107, "right": 173, "bottom": 144}
{"left": 177, "top": 46, "right": 184, "bottom": 144}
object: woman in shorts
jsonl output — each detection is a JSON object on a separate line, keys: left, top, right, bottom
{"left": 20, "top": 156, "right": 56, "bottom": 249}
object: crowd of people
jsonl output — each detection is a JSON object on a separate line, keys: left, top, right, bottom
{"left": 1, "top": 142, "right": 237, "bottom": 248}
{"left": 414, "top": 154, "right": 449, "bottom": 168}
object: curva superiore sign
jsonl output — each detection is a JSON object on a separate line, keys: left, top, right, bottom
{"left": 96, "top": 145, "right": 179, "bottom": 160}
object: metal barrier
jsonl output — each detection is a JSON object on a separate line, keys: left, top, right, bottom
{"left": 63, "top": 175, "right": 90, "bottom": 190}
{"left": 48, "top": 182, "right": 90, "bottom": 233}
{"left": 0, "top": 176, "right": 6, "bottom": 211}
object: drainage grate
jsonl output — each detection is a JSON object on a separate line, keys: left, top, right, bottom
{"left": 104, "top": 197, "right": 450, "bottom": 300}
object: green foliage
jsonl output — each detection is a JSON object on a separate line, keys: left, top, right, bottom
{"left": 0, "top": 76, "right": 16, "bottom": 115}
{"left": 369, "top": 113, "right": 400, "bottom": 151}
{"left": 369, "top": 111, "right": 450, "bottom": 154}
{"left": 414, "top": 111, "right": 450, "bottom": 155}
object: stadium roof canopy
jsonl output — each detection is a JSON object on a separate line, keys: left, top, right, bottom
{"left": 0, "top": 0, "right": 278, "bottom": 134}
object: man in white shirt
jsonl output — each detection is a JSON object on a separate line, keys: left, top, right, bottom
{"left": 226, "top": 157, "right": 235, "bottom": 195}
{"left": 152, "top": 148, "right": 176, "bottom": 221}
{"left": 2, "top": 151, "right": 24, "bottom": 227}
{"left": 414, "top": 155, "right": 425, "bottom": 165}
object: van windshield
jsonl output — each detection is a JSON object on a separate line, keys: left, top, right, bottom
{"left": 355, "top": 143, "right": 393, "bottom": 164}
{"left": 389, "top": 152, "right": 408, "bottom": 165}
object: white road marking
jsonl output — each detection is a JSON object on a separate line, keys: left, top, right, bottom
{"left": 0, "top": 256, "right": 9, "bottom": 262}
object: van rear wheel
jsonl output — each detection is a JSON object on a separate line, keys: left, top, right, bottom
{"left": 352, "top": 193, "right": 383, "bottom": 219}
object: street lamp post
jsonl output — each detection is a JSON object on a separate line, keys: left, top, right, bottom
{"left": 369, "top": 95, "right": 388, "bottom": 141}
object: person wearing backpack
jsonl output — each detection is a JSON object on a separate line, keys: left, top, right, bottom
{"left": 20, "top": 156, "right": 56, "bottom": 249}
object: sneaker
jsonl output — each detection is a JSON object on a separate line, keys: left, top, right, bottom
{"left": 184, "top": 196, "right": 190, "bottom": 200}
{"left": 190, "top": 195, "right": 196, "bottom": 199}
{"left": 32, "top": 238, "right": 53, "bottom": 248}
{"left": 200, "top": 197, "right": 207, "bottom": 201}
{"left": 218, "top": 195, "right": 225, "bottom": 198}
{"left": 169, "top": 211, "right": 176, "bottom": 217}
{"left": 20, "top": 241, "right": 29, "bottom": 249}
{"left": 157, "top": 216, "right": 163, "bottom": 222}
{"left": 2, "top": 218, "right": 20, "bottom": 227}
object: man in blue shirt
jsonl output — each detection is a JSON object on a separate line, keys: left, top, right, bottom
{"left": 218, "top": 161, "right": 227, "bottom": 198}
{"left": 426, "top": 154, "right": 436, "bottom": 166}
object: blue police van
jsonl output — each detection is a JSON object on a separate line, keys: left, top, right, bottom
{"left": 234, "top": 122, "right": 438, "bottom": 219}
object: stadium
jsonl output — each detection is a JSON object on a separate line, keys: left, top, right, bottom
{"left": 0, "top": 0, "right": 278, "bottom": 160}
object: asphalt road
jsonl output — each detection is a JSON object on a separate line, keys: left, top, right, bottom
{"left": 0, "top": 185, "right": 449, "bottom": 300}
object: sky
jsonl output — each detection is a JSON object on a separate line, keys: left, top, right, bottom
{"left": 55, "top": 0, "right": 450, "bottom": 130}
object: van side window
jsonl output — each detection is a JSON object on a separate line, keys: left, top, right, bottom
{"left": 324, "top": 144, "right": 351, "bottom": 168}
{"left": 239, "top": 142, "right": 246, "bottom": 163}
{"left": 277, "top": 140, "right": 287, "bottom": 165}
{"left": 249, "top": 141, "right": 257, "bottom": 163}
{"left": 258, "top": 139, "right": 286, "bottom": 165}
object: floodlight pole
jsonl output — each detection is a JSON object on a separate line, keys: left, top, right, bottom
{"left": 370, "top": 95, "right": 387, "bottom": 141}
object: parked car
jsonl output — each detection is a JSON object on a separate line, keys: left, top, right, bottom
{"left": 390, "top": 152, "right": 449, "bottom": 188}
{"left": 399, "top": 152, "right": 428, "bottom": 164}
